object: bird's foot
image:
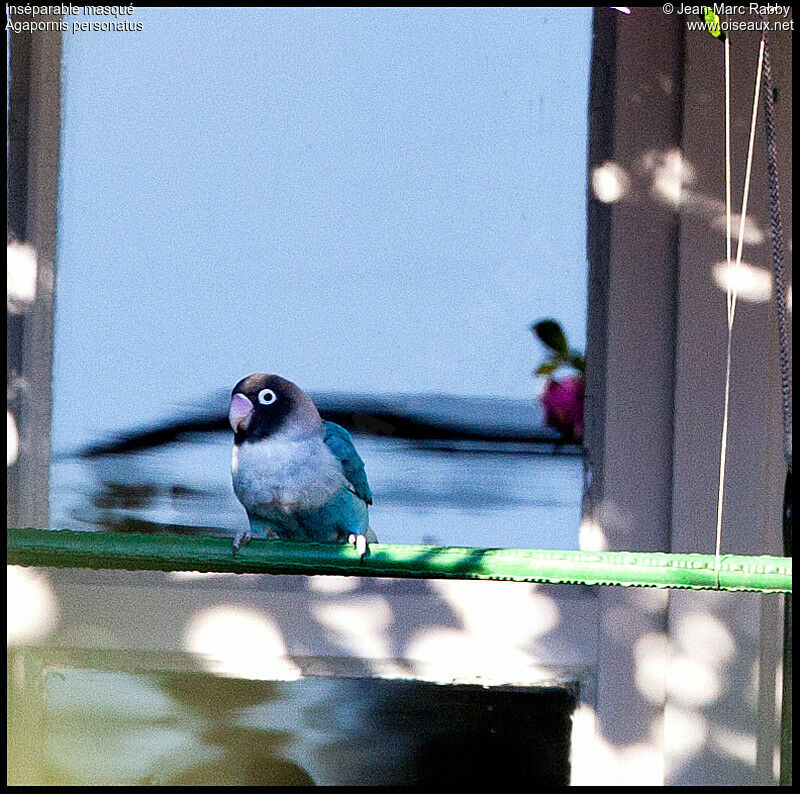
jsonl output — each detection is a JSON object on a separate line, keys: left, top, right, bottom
{"left": 233, "top": 525, "right": 280, "bottom": 557}
{"left": 348, "top": 533, "right": 369, "bottom": 559}
{"left": 232, "top": 528, "right": 252, "bottom": 557}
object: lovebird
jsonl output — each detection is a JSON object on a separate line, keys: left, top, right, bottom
{"left": 228, "top": 373, "right": 376, "bottom": 556}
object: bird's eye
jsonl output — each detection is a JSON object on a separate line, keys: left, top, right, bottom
{"left": 258, "top": 388, "right": 277, "bottom": 406}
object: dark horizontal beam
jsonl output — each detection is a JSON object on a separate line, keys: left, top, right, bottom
{"left": 6, "top": 529, "right": 792, "bottom": 593}
{"left": 70, "top": 392, "right": 571, "bottom": 458}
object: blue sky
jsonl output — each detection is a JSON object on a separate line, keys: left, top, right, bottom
{"left": 52, "top": 7, "right": 592, "bottom": 451}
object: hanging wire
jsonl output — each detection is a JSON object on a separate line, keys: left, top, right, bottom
{"left": 724, "top": 36, "right": 732, "bottom": 283}
{"left": 714, "top": 35, "right": 766, "bottom": 582}
{"left": 716, "top": 34, "right": 733, "bottom": 587}
{"left": 760, "top": 37, "right": 793, "bottom": 471}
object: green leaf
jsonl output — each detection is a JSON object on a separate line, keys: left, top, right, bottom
{"left": 535, "top": 361, "right": 560, "bottom": 376}
{"left": 568, "top": 353, "right": 586, "bottom": 374}
{"left": 531, "top": 319, "right": 569, "bottom": 356}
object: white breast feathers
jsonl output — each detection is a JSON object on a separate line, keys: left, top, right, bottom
{"left": 232, "top": 433, "right": 346, "bottom": 513}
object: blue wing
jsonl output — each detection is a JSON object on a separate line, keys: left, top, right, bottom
{"left": 323, "top": 421, "right": 373, "bottom": 505}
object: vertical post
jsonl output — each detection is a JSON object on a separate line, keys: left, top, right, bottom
{"left": 583, "top": 7, "right": 616, "bottom": 530}
{"left": 761, "top": 30, "right": 792, "bottom": 787}
{"left": 583, "top": 7, "right": 685, "bottom": 784}
{"left": 6, "top": 14, "right": 62, "bottom": 531}
{"left": 668, "top": 22, "right": 790, "bottom": 786}
{"left": 781, "top": 470, "right": 791, "bottom": 785}
{"left": 7, "top": 21, "right": 33, "bottom": 528}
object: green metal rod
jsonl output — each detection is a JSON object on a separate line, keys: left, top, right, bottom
{"left": 6, "top": 528, "right": 792, "bottom": 593}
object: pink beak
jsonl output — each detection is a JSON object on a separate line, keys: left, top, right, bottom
{"left": 229, "top": 393, "right": 254, "bottom": 433}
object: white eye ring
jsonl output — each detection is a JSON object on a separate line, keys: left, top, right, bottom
{"left": 258, "top": 388, "right": 277, "bottom": 406}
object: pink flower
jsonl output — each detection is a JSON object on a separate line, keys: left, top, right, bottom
{"left": 541, "top": 375, "right": 585, "bottom": 442}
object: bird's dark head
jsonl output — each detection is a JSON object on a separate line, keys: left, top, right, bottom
{"left": 229, "top": 373, "right": 321, "bottom": 442}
